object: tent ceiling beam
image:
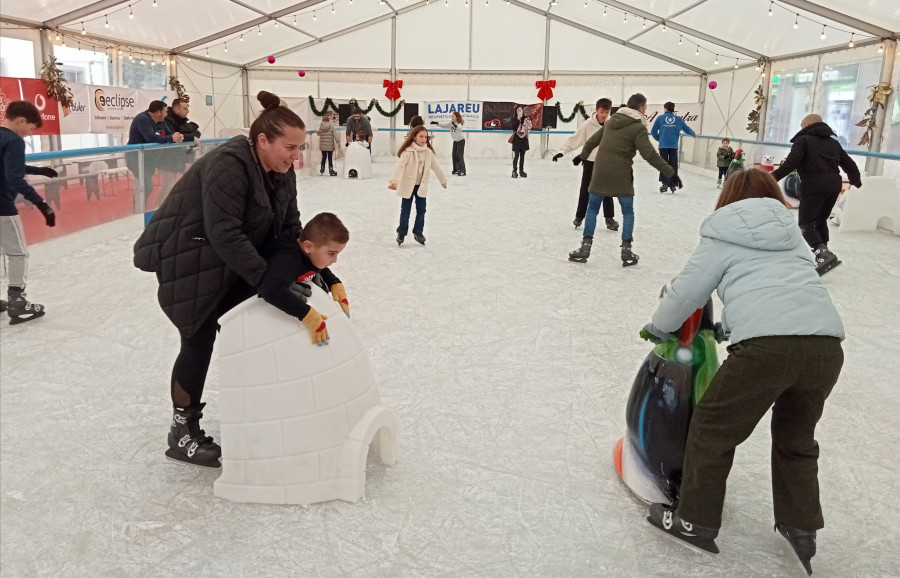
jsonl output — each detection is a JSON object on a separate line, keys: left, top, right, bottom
{"left": 45, "top": 0, "right": 132, "bottom": 28}
{"left": 599, "top": 0, "right": 765, "bottom": 59}
{"left": 397, "top": 69, "right": 699, "bottom": 76}
{"left": 243, "top": 0, "right": 433, "bottom": 67}
{"left": 173, "top": 0, "right": 330, "bottom": 52}
{"left": 0, "top": 15, "right": 42, "bottom": 29}
{"left": 225, "top": 0, "right": 320, "bottom": 40}
{"left": 383, "top": 1, "right": 399, "bottom": 16}
{"left": 776, "top": 0, "right": 895, "bottom": 38}
{"left": 509, "top": 0, "right": 706, "bottom": 74}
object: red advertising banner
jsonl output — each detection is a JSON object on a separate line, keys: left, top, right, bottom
{"left": 0, "top": 77, "right": 61, "bottom": 135}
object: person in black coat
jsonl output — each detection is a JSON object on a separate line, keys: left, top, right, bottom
{"left": 511, "top": 106, "right": 532, "bottom": 178}
{"left": 772, "top": 114, "right": 862, "bottom": 275}
{"left": 133, "top": 91, "right": 305, "bottom": 468}
{"left": 158, "top": 98, "right": 202, "bottom": 203}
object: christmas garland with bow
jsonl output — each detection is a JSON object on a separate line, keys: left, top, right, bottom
{"left": 856, "top": 82, "right": 894, "bottom": 148}
{"left": 40, "top": 56, "right": 74, "bottom": 110}
{"left": 308, "top": 96, "right": 404, "bottom": 117}
{"left": 556, "top": 101, "right": 589, "bottom": 123}
{"left": 308, "top": 96, "right": 340, "bottom": 117}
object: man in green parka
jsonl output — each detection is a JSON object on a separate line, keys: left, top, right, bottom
{"left": 568, "top": 93, "right": 680, "bottom": 266}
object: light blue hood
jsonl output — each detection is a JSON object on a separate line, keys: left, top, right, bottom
{"left": 652, "top": 198, "right": 844, "bottom": 344}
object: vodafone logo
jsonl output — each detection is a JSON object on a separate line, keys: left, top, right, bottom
{"left": 94, "top": 89, "right": 135, "bottom": 111}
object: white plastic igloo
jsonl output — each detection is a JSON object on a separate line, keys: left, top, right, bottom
{"left": 213, "top": 284, "right": 398, "bottom": 505}
{"left": 342, "top": 142, "right": 373, "bottom": 179}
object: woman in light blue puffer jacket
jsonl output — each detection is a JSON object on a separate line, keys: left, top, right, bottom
{"left": 643, "top": 169, "right": 844, "bottom": 575}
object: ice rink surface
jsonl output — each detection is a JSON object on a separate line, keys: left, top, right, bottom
{"left": 2, "top": 158, "right": 899, "bottom": 576}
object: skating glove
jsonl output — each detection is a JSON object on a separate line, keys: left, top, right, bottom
{"left": 330, "top": 282, "right": 350, "bottom": 318}
{"left": 290, "top": 281, "right": 312, "bottom": 301}
{"left": 713, "top": 322, "right": 730, "bottom": 343}
{"left": 552, "top": 153, "right": 563, "bottom": 162}
{"left": 671, "top": 175, "right": 684, "bottom": 189}
{"left": 640, "top": 322, "right": 674, "bottom": 344}
{"left": 301, "top": 307, "right": 329, "bottom": 345}
{"left": 36, "top": 201, "right": 56, "bottom": 227}
{"left": 33, "top": 167, "right": 59, "bottom": 178}
{"left": 572, "top": 156, "right": 583, "bottom": 166}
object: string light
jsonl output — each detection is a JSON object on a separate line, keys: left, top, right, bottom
{"left": 81, "top": 22, "right": 86, "bottom": 35}
{"left": 820, "top": 25, "right": 826, "bottom": 40}
{"left": 240, "top": 34, "right": 244, "bottom": 41}
{"left": 332, "top": 4, "right": 335, "bottom": 13}
{"left": 293, "top": 15, "right": 297, "bottom": 25}
{"left": 313, "top": 11, "right": 317, "bottom": 20}
{"left": 152, "top": 0, "right": 157, "bottom": 7}
{"left": 623, "top": 13, "right": 627, "bottom": 24}
{"left": 258, "top": 25, "right": 262, "bottom": 35}
{"left": 129, "top": 5, "right": 134, "bottom": 18}
{"left": 642, "top": 18, "right": 646, "bottom": 29}
{"left": 603, "top": 5, "right": 607, "bottom": 16}
{"left": 714, "top": 54, "right": 719, "bottom": 64}
{"left": 105, "top": 15, "right": 109, "bottom": 28}
{"left": 768, "top": 1, "right": 773, "bottom": 16}
{"left": 848, "top": 34, "right": 854, "bottom": 48}
{"left": 878, "top": 43, "right": 884, "bottom": 53}
{"left": 224, "top": 42, "right": 228, "bottom": 52}
{"left": 55, "top": 30, "right": 60, "bottom": 40}
{"left": 274, "top": 20, "right": 278, "bottom": 28}
{"left": 678, "top": 35, "right": 682, "bottom": 45}
{"left": 734, "top": 59, "right": 739, "bottom": 69}
{"left": 661, "top": 23, "right": 666, "bottom": 32}
{"left": 793, "top": 15, "right": 798, "bottom": 29}
{"left": 695, "top": 46, "right": 700, "bottom": 56}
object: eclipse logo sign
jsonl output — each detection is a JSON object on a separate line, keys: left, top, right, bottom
{"left": 94, "top": 89, "right": 136, "bottom": 111}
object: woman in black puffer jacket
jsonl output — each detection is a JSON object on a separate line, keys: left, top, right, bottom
{"left": 134, "top": 91, "right": 305, "bottom": 468}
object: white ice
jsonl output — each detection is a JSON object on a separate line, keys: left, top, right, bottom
{"left": 2, "top": 158, "right": 899, "bottom": 576}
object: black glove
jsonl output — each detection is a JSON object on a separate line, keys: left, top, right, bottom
{"left": 552, "top": 153, "right": 563, "bottom": 162}
{"left": 290, "top": 282, "right": 312, "bottom": 301}
{"left": 345, "top": 141, "right": 350, "bottom": 147}
{"left": 713, "top": 322, "right": 730, "bottom": 343}
{"left": 34, "top": 167, "right": 59, "bottom": 178}
{"left": 671, "top": 175, "right": 684, "bottom": 189}
{"left": 851, "top": 180, "right": 862, "bottom": 189}
{"left": 572, "top": 157, "right": 582, "bottom": 166}
{"left": 36, "top": 201, "right": 55, "bottom": 227}
{"left": 430, "top": 121, "right": 439, "bottom": 125}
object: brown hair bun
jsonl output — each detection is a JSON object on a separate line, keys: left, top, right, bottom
{"left": 257, "top": 90, "right": 281, "bottom": 110}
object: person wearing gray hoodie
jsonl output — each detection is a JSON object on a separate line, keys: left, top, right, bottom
{"left": 643, "top": 169, "right": 844, "bottom": 575}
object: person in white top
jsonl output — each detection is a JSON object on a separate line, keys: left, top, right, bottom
{"left": 553, "top": 98, "right": 618, "bottom": 231}
{"left": 389, "top": 126, "right": 447, "bottom": 246}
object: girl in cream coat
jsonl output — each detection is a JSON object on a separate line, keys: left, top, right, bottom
{"left": 389, "top": 126, "right": 447, "bottom": 246}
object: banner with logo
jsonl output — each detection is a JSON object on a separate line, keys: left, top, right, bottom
{"left": 58, "top": 83, "right": 91, "bottom": 134}
{"left": 0, "top": 77, "right": 61, "bottom": 135}
{"left": 423, "top": 101, "right": 482, "bottom": 127}
{"left": 89, "top": 84, "right": 140, "bottom": 134}
{"left": 645, "top": 103, "right": 702, "bottom": 135}
{"left": 480, "top": 102, "right": 547, "bottom": 130}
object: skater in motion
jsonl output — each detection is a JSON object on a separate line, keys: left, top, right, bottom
{"left": 316, "top": 112, "right": 338, "bottom": 176}
{"left": 133, "top": 91, "right": 305, "bottom": 468}
{"left": 0, "top": 100, "right": 57, "bottom": 324}
{"left": 510, "top": 106, "right": 531, "bottom": 178}
{"left": 552, "top": 98, "right": 618, "bottom": 231}
{"left": 651, "top": 101, "right": 694, "bottom": 193}
{"left": 642, "top": 169, "right": 845, "bottom": 576}
{"left": 389, "top": 125, "right": 447, "bottom": 246}
{"left": 431, "top": 111, "right": 467, "bottom": 177}
{"left": 715, "top": 138, "right": 734, "bottom": 187}
{"left": 771, "top": 114, "right": 861, "bottom": 276}
{"left": 568, "top": 93, "right": 679, "bottom": 266}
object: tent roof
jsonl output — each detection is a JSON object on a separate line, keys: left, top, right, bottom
{"left": 2, "top": 0, "right": 898, "bottom": 72}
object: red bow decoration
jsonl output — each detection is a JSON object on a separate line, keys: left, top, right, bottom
{"left": 536, "top": 80, "right": 556, "bottom": 101}
{"left": 383, "top": 79, "right": 403, "bottom": 101}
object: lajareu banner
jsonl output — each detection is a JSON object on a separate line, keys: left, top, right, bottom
{"left": 481, "top": 102, "right": 546, "bottom": 130}
{"left": 423, "top": 101, "right": 482, "bottom": 126}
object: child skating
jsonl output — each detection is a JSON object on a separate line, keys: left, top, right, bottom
{"left": 715, "top": 138, "right": 734, "bottom": 187}
{"left": 389, "top": 126, "right": 447, "bottom": 246}
{"left": 316, "top": 112, "right": 338, "bottom": 176}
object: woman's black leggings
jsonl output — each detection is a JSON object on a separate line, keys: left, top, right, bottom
{"left": 513, "top": 150, "right": 525, "bottom": 172}
{"left": 170, "top": 280, "right": 256, "bottom": 408}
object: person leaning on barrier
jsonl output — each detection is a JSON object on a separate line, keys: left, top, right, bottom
{"left": 126, "top": 100, "right": 184, "bottom": 208}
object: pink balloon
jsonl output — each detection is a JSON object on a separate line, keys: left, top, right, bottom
{"left": 267, "top": 55, "right": 276, "bottom": 64}
{"left": 298, "top": 70, "right": 306, "bottom": 77}
{"left": 708, "top": 81, "right": 718, "bottom": 89}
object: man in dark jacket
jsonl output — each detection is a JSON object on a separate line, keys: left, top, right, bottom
{"left": 772, "top": 114, "right": 862, "bottom": 275}
{"left": 345, "top": 107, "right": 373, "bottom": 151}
{"left": 126, "top": 100, "right": 184, "bottom": 208}
{"left": 158, "top": 98, "right": 201, "bottom": 202}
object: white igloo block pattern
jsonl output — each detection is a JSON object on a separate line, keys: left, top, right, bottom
{"left": 342, "top": 143, "right": 374, "bottom": 179}
{"left": 214, "top": 286, "right": 398, "bottom": 505}
{"left": 838, "top": 177, "right": 900, "bottom": 236}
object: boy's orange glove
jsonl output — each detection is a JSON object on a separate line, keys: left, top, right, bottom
{"left": 301, "top": 307, "right": 329, "bottom": 345}
{"left": 331, "top": 282, "right": 350, "bottom": 318}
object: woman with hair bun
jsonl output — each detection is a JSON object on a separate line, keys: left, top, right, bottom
{"left": 134, "top": 91, "right": 307, "bottom": 469}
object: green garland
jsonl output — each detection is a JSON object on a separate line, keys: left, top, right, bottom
{"left": 556, "top": 101, "right": 589, "bottom": 123}
{"left": 308, "top": 96, "right": 340, "bottom": 117}
{"left": 350, "top": 98, "right": 375, "bottom": 114}
{"left": 373, "top": 99, "right": 404, "bottom": 117}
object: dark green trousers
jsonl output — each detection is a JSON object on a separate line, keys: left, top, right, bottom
{"left": 677, "top": 335, "right": 844, "bottom": 530}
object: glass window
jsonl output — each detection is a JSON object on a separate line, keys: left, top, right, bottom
{"left": 122, "top": 56, "right": 166, "bottom": 90}
{"left": 765, "top": 68, "right": 814, "bottom": 143}
{"left": 0, "top": 36, "right": 36, "bottom": 77}
{"left": 885, "top": 61, "right": 900, "bottom": 155}
{"left": 53, "top": 45, "right": 112, "bottom": 86}
{"left": 815, "top": 59, "right": 881, "bottom": 150}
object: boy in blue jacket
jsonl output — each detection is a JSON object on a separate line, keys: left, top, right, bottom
{"left": 651, "top": 102, "right": 695, "bottom": 193}
{"left": 0, "top": 101, "right": 57, "bottom": 323}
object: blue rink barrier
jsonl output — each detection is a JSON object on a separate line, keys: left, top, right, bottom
{"left": 144, "top": 211, "right": 155, "bottom": 227}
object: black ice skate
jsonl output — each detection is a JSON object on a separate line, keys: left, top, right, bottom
{"left": 573, "top": 218, "right": 583, "bottom": 228}
{"left": 647, "top": 504, "right": 719, "bottom": 554}
{"left": 813, "top": 244, "right": 841, "bottom": 276}
{"left": 669, "top": 185, "right": 677, "bottom": 193}
{"left": 716, "top": 178, "right": 722, "bottom": 188}
{"left": 621, "top": 241, "right": 639, "bottom": 267}
{"left": 775, "top": 523, "right": 816, "bottom": 575}
{"left": 458, "top": 171, "right": 466, "bottom": 176}
{"left": 659, "top": 184, "right": 668, "bottom": 193}
{"left": 0, "top": 299, "right": 6, "bottom": 313}
{"left": 329, "top": 168, "right": 337, "bottom": 176}
{"left": 512, "top": 169, "right": 518, "bottom": 178}
{"left": 396, "top": 234, "right": 405, "bottom": 246}
{"left": 6, "top": 286, "right": 45, "bottom": 325}
{"left": 519, "top": 170, "right": 527, "bottom": 178}
{"left": 414, "top": 233, "right": 426, "bottom": 245}
{"left": 320, "top": 165, "right": 325, "bottom": 175}
{"left": 606, "top": 218, "right": 619, "bottom": 231}
{"left": 165, "top": 403, "right": 222, "bottom": 468}
{"left": 568, "top": 237, "right": 593, "bottom": 263}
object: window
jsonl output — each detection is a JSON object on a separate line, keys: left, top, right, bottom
{"left": 0, "top": 36, "right": 35, "bottom": 78}
{"left": 54, "top": 45, "right": 112, "bottom": 86}
{"left": 765, "top": 68, "right": 814, "bottom": 143}
{"left": 122, "top": 57, "right": 166, "bottom": 90}
{"left": 815, "top": 60, "right": 881, "bottom": 150}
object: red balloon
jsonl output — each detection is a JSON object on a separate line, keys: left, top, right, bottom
{"left": 708, "top": 81, "right": 718, "bottom": 89}
{"left": 267, "top": 56, "right": 276, "bottom": 64}
{"left": 298, "top": 70, "right": 306, "bottom": 77}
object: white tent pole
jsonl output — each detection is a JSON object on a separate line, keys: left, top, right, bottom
{"left": 867, "top": 39, "right": 897, "bottom": 176}
{"left": 541, "top": 15, "right": 550, "bottom": 158}
{"left": 467, "top": 0, "right": 473, "bottom": 101}
{"left": 390, "top": 14, "right": 397, "bottom": 153}
{"left": 241, "top": 68, "right": 250, "bottom": 128}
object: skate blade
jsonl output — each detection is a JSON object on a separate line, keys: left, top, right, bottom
{"left": 568, "top": 257, "right": 588, "bottom": 263}
{"left": 646, "top": 516, "right": 720, "bottom": 555}
{"left": 9, "top": 311, "right": 46, "bottom": 325}
{"left": 165, "top": 449, "right": 221, "bottom": 469}
{"left": 622, "top": 260, "right": 639, "bottom": 268}
{"left": 817, "top": 260, "right": 842, "bottom": 276}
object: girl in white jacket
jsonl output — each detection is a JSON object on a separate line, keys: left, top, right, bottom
{"left": 432, "top": 111, "right": 467, "bottom": 176}
{"left": 389, "top": 126, "right": 447, "bottom": 246}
